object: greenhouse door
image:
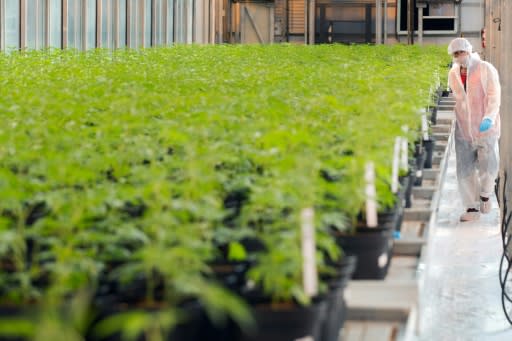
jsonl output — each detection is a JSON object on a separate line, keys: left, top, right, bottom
{"left": 235, "top": 2, "right": 274, "bottom": 43}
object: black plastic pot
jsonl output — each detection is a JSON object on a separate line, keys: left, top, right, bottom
{"left": 319, "top": 255, "right": 357, "bottom": 341}
{"left": 423, "top": 138, "right": 436, "bottom": 169}
{"left": 323, "top": 255, "right": 357, "bottom": 290}
{"left": 86, "top": 300, "right": 206, "bottom": 341}
{"left": 209, "top": 260, "right": 251, "bottom": 293}
{"left": 377, "top": 208, "right": 395, "bottom": 230}
{"left": 400, "top": 168, "right": 416, "bottom": 209}
{"left": 210, "top": 239, "right": 262, "bottom": 294}
{"left": 354, "top": 193, "right": 402, "bottom": 232}
{"left": 414, "top": 149, "right": 427, "bottom": 187}
{"left": 405, "top": 174, "right": 415, "bottom": 208}
{"left": 0, "top": 306, "right": 35, "bottom": 341}
{"left": 377, "top": 199, "right": 403, "bottom": 231}
{"left": 397, "top": 175, "right": 409, "bottom": 210}
{"left": 318, "top": 289, "right": 346, "bottom": 341}
{"left": 235, "top": 299, "right": 328, "bottom": 341}
{"left": 334, "top": 227, "right": 394, "bottom": 280}
{"left": 430, "top": 106, "right": 438, "bottom": 125}
{"left": 95, "top": 271, "right": 164, "bottom": 307}
{"left": 168, "top": 302, "right": 212, "bottom": 341}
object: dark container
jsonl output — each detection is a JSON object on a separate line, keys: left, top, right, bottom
{"left": 235, "top": 299, "right": 328, "bottom": 341}
{"left": 319, "top": 255, "right": 357, "bottom": 341}
{"left": 334, "top": 227, "right": 394, "bottom": 280}
{"left": 430, "top": 106, "right": 438, "bottom": 125}
{"left": 414, "top": 149, "right": 427, "bottom": 187}
{"left": 85, "top": 301, "right": 205, "bottom": 341}
{"left": 423, "top": 138, "right": 436, "bottom": 169}
{"left": 401, "top": 168, "right": 416, "bottom": 209}
{"left": 378, "top": 199, "right": 404, "bottom": 232}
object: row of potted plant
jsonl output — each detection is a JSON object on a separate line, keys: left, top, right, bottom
{"left": 0, "top": 44, "right": 448, "bottom": 340}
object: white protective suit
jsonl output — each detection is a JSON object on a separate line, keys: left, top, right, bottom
{"left": 447, "top": 41, "right": 501, "bottom": 211}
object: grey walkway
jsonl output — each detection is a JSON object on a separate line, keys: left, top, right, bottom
{"left": 416, "top": 130, "right": 511, "bottom": 340}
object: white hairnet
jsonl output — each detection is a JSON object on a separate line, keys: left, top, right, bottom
{"left": 448, "top": 38, "right": 473, "bottom": 55}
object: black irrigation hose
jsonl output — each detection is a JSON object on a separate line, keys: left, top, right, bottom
{"left": 500, "top": 211, "right": 512, "bottom": 288}
{"left": 500, "top": 173, "right": 508, "bottom": 248}
{"left": 499, "top": 172, "right": 512, "bottom": 324}
{"left": 499, "top": 173, "right": 507, "bottom": 256}
{"left": 502, "top": 259, "right": 512, "bottom": 325}
{"left": 500, "top": 251, "right": 508, "bottom": 291}
{"left": 502, "top": 243, "right": 512, "bottom": 325}
{"left": 500, "top": 229, "right": 512, "bottom": 299}
{"left": 503, "top": 213, "right": 512, "bottom": 251}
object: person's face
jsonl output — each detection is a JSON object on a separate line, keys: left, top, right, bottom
{"left": 453, "top": 50, "right": 468, "bottom": 58}
{"left": 452, "top": 50, "right": 469, "bottom": 66}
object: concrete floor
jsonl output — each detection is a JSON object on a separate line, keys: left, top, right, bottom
{"left": 415, "top": 137, "right": 512, "bottom": 340}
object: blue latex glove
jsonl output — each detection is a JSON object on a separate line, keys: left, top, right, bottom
{"left": 479, "top": 118, "right": 492, "bottom": 132}
{"left": 393, "top": 231, "right": 401, "bottom": 240}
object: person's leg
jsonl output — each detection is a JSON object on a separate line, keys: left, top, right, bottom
{"left": 455, "top": 137, "right": 480, "bottom": 221}
{"left": 477, "top": 136, "right": 500, "bottom": 213}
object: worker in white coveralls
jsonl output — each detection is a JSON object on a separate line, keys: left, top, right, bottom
{"left": 447, "top": 37, "right": 501, "bottom": 222}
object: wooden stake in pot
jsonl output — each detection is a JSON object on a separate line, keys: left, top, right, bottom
{"left": 365, "top": 162, "right": 378, "bottom": 228}
{"left": 392, "top": 136, "right": 401, "bottom": 194}
{"left": 301, "top": 208, "right": 318, "bottom": 298}
{"left": 422, "top": 112, "right": 429, "bottom": 141}
{"left": 400, "top": 134, "right": 409, "bottom": 172}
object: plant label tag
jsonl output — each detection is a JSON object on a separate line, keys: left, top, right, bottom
{"left": 392, "top": 137, "right": 401, "bottom": 193}
{"left": 301, "top": 208, "right": 318, "bottom": 297}
{"left": 422, "top": 114, "right": 429, "bottom": 141}
{"left": 400, "top": 138, "right": 408, "bottom": 172}
{"left": 365, "top": 162, "right": 378, "bottom": 228}
{"left": 378, "top": 252, "right": 388, "bottom": 268}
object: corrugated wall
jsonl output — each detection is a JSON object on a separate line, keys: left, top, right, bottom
{"left": 485, "top": 0, "right": 511, "bottom": 225}
{"left": 485, "top": 3, "right": 512, "bottom": 326}
{"left": 0, "top": 0, "right": 220, "bottom": 51}
{"left": 289, "top": 0, "right": 306, "bottom": 35}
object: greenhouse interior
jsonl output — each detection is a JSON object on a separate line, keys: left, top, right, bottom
{"left": 1, "top": 0, "right": 512, "bottom": 340}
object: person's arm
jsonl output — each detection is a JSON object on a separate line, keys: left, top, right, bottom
{"left": 483, "top": 63, "right": 501, "bottom": 123}
{"left": 448, "top": 68, "right": 463, "bottom": 98}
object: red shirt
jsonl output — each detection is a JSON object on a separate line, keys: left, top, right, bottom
{"left": 460, "top": 67, "right": 467, "bottom": 90}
